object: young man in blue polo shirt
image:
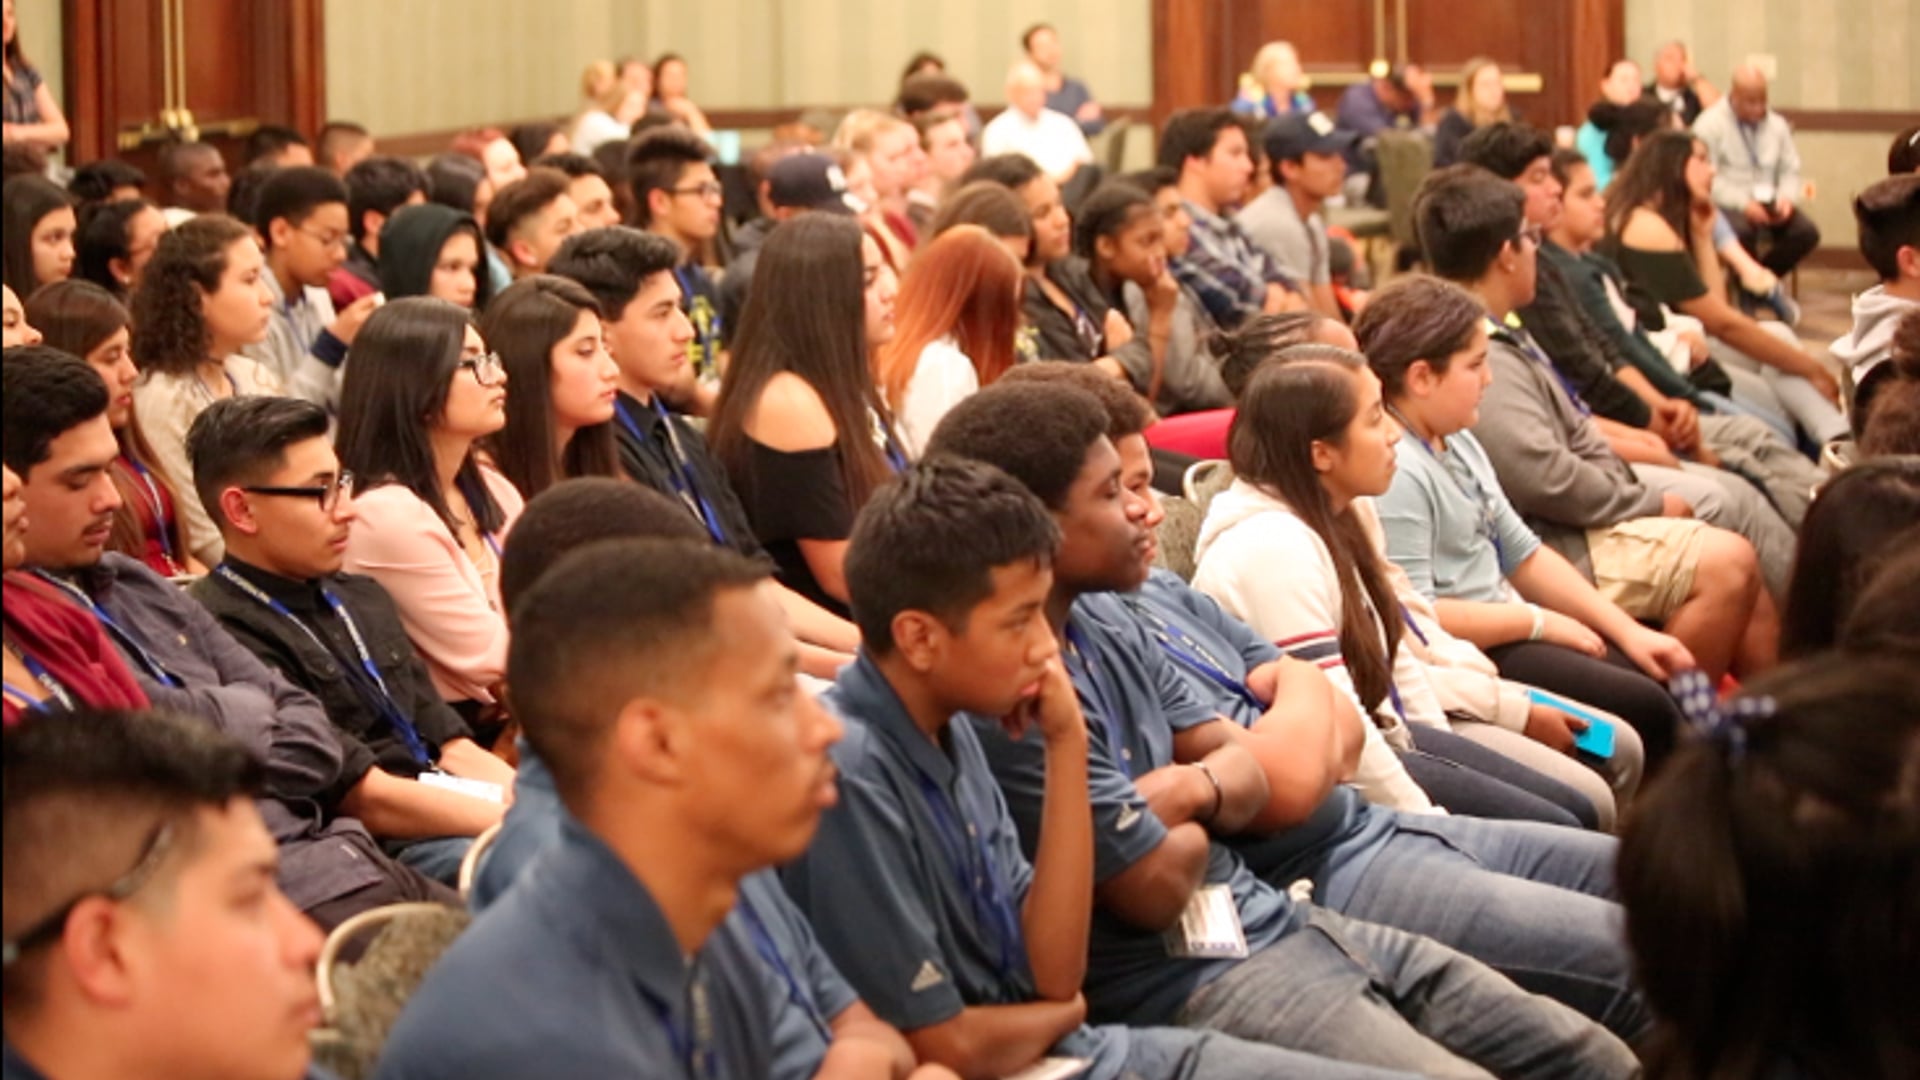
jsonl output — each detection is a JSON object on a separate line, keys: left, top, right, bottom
{"left": 924, "top": 381, "right": 1638, "bottom": 1077}
{"left": 788, "top": 456, "right": 1415, "bottom": 1080}
{"left": 374, "top": 538, "right": 845, "bottom": 1078}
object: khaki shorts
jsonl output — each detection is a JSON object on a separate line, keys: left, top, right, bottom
{"left": 1585, "top": 517, "right": 1709, "bottom": 620}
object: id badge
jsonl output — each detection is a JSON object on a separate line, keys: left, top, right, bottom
{"left": 1002, "top": 1058, "right": 1091, "bottom": 1080}
{"left": 418, "top": 771, "right": 505, "bottom": 804}
{"left": 1163, "top": 883, "right": 1251, "bottom": 959}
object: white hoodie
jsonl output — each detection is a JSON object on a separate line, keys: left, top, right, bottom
{"left": 1193, "top": 480, "right": 1441, "bottom": 813}
{"left": 1830, "top": 284, "right": 1919, "bottom": 385}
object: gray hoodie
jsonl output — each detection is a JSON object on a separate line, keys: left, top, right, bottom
{"left": 1829, "top": 285, "right": 1918, "bottom": 383}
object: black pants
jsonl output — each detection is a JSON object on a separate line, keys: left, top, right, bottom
{"left": 1729, "top": 209, "right": 1821, "bottom": 277}
{"left": 1401, "top": 725, "right": 1597, "bottom": 830}
{"left": 1485, "top": 641, "right": 1686, "bottom": 770}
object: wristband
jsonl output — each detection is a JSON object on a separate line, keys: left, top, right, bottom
{"left": 1527, "top": 603, "right": 1546, "bottom": 642}
{"left": 1191, "top": 760, "right": 1225, "bottom": 823}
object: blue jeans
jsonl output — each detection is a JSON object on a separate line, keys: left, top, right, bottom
{"left": 1329, "top": 812, "right": 1650, "bottom": 1042}
{"left": 392, "top": 835, "right": 474, "bottom": 888}
{"left": 1126, "top": 1026, "right": 1423, "bottom": 1079}
{"left": 1177, "top": 906, "right": 1637, "bottom": 1078}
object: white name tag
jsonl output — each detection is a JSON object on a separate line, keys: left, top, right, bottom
{"left": 1002, "top": 1057, "right": 1090, "bottom": 1080}
{"left": 1163, "top": 883, "right": 1250, "bottom": 959}
{"left": 418, "top": 771, "right": 505, "bottom": 804}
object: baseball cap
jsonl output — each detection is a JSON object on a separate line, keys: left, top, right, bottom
{"left": 1263, "top": 112, "right": 1358, "bottom": 162}
{"left": 767, "top": 153, "right": 858, "bottom": 214}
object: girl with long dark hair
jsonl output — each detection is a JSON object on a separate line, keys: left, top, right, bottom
{"left": 708, "top": 214, "right": 899, "bottom": 613}
{"left": 336, "top": 297, "right": 524, "bottom": 718}
{"left": 2, "top": 173, "right": 73, "bottom": 292}
{"left": 1778, "top": 456, "right": 1920, "bottom": 659}
{"left": 480, "top": 275, "right": 621, "bottom": 500}
{"left": 74, "top": 196, "right": 168, "bottom": 299}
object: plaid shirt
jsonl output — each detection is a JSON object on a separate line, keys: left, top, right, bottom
{"left": 1172, "top": 200, "right": 1299, "bottom": 329}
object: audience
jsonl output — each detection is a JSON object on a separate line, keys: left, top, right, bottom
{"left": 331, "top": 155, "right": 428, "bottom": 310}
{"left": 877, "top": 224, "right": 1025, "bottom": 452}
{"left": 73, "top": 195, "right": 167, "bottom": 299}
{"left": 26, "top": 280, "right": 199, "bottom": 577}
{"left": 1233, "top": 41, "right": 1314, "bottom": 120}
{"left": 1831, "top": 176, "right": 1919, "bottom": 418}
{"left": 833, "top": 109, "right": 927, "bottom": 258}
{"left": 156, "top": 139, "right": 232, "bottom": 225}
{"left": 377, "top": 202, "right": 491, "bottom": 310}
{"left": 718, "top": 152, "right": 859, "bottom": 344}
{"left": 244, "top": 166, "right": 382, "bottom": 407}
{"left": 335, "top": 298, "right": 524, "bottom": 731}
{"left": 244, "top": 125, "right": 314, "bottom": 169}
{"left": 982, "top": 61, "right": 1094, "bottom": 186}
{"left": 1778, "top": 456, "right": 1920, "bottom": 660}
{"left": 1240, "top": 113, "right": 1356, "bottom": 318}
{"left": 482, "top": 167, "right": 581, "bottom": 280}
{"left": 479, "top": 274, "right": 620, "bottom": 500}
{"left": 128, "top": 213, "right": 280, "bottom": 566}
{"left": 1158, "top": 108, "right": 1303, "bottom": 329}
{"left": 186, "top": 396, "right": 513, "bottom": 885}
{"left": 627, "top": 126, "right": 725, "bottom": 387}
{"left": 530, "top": 151, "right": 621, "bottom": 231}
{"left": 1646, "top": 40, "right": 1717, "bottom": 126}
{"left": 317, "top": 120, "right": 375, "bottom": 176}
{"left": 1433, "top": 57, "right": 1515, "bottom": 168}
{"left": 1692, "top": 65, "right": 1818, "bottom": 279}
{"left": 2, "top": 174, "right": 73, "bottom": 294}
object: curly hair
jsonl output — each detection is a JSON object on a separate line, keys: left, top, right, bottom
{"left": 129, "top": 213, "right": 254, "bottom": 377}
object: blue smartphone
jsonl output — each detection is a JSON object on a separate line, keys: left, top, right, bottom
{"left": 1527, "top": 688, "right": 1617, "bottom": 760}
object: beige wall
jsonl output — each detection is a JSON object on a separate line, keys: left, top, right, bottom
{"left": 15, "top": 0, "right": 62, "bottom": 131}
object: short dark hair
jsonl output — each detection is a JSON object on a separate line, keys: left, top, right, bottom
{"left": 345, "top": 156, "right": 429, "bottom": 245}
{"left": 424, "top": 153, "right": 485, "bottom": 214}
{"left": 1854, "top": 175, "right": 1920, "bottom": 282}
{"left": 507, "top": 539, "right": 768, "bottom": 805}
{"left": 997, "top": 362, "right": 1154, "bottom": 439}
{"left": 2, "top": 174, "right": 72, "bottom": 293}
{"left": 924, "top": 380, "right": 1110, "bottom": 510}
{"left": 185, "top": 395, "right": 333, "bottom": 531}
{"left": 1212, "top": 311, "right": 1332, "bottom": 399}
{"left": 1548, "top": 147, "right": 1592, "bottom": 190}
{"left": 1071, "top": 180, "right": 1155, "bottom": 259}
{"left": 508, "top": 124, "right": 563, "bottom": 170}
{"left": 1859, "top": 380, "right": 1920, "bottom": 458}
{"left": 1456, "top": 122, "right": 1554, "bottom": 181}
{"left": 531, "top": 151, "right": 606, "bottom": 182}
{"left": 3, "top": 709, "right": 264, "bottom": 1005}
{"left": 484, "top": 167, "right": 572, "bottom": 253}
{"left": 547, "top": 225, "right": 680, "bottom": 318}
{"left": 1779, "top": 457, "right": 1920, "bottom": 659}
{"left": 1, "top": 347, "right": 110, "bottom": 476}
{"left": 847, "top": 457, "right": 1059, "bottom": 655}
{"left": 318, "top": 121, "right": 372, "bottom": 165}
{"left": 156, "top": 139, "right": 220, "bottom": 184}
{"left": 1157, "top": 108, "right": 1241, "bottom": 172}
{"left": 253, "top": 165, "right": 347, "bottom": 248}
{"left": 1888, "top": 125, "right": 1920, "bottom": 175}
{"left": 68, "top": 159, "right": 148, "bottom": 206}
{"left": 1352, "top": 275, "right": 1488, "bottom": 396}
{"left": 1021, "top": 22, "right": 1055, "bottom": 51}
{"left": 224, "top": 160, "right": 279, "bottom": 229}
{"left": 1121, "top": 165, "right": 1180, "bottom": 196}
{"left": 626, "top": 127, "right": 713, "bottom": 227}
{"left": 74, "top": 197, "right": 156, "bottom": 297}
{"left": 926, "top": 181, "right": 1033, "bottom": 245}
{"left": 499, "top": 478, "right": 708, "bottom": 619}
{"left": 244, "top": 124, "right": 309, "bottom": 166}
{"left": 960, "top": 153, "right": 1044, "bottom": 193}
{"left": 896, "top": 73, "right": 971, "bottom": 117}
{"left": 1412, "top": 164, "right": 1526, "bottom": 282}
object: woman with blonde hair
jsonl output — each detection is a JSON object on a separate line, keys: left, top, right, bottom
{"left": 1435, "top": 57, "right": 1515, "bottom": 166}
{"left": 1233, "top": 40, "right": 1314, "bottom": 119}
{"left": 570, "top": 60, "right": 646, "bottom": 157}
{"left": 832, "top": 108, "right": 926, "bottom": 256}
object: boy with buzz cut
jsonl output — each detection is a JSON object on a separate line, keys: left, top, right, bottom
{"left": 790, "top": 455, "right": 1417, "bottom": 1080}
{"left": 482, "top": 166, "right": 581, "bottom": 279}
{"left": 923, "top": 380, "right": 1638, "bottom": 1078}
{"left": 243, "top": 165, "right": 382, "bottom": 408}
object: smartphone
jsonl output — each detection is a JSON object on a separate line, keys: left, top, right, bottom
{"left": 1527, "top": 688, "right": 1617, "bottom": 761}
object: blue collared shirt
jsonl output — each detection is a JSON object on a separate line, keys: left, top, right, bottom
{"left": 374, "top": 816, "right": 772, "bottom": 1080}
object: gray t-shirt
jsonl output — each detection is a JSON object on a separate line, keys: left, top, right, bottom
{"left": 1236, "top": 186, "right": 1330, "bottom": 287}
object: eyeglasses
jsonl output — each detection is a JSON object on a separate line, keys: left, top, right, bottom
{"left": 1, "top": 821, "right": 176, "bottom": 968}
{"left": 458, "top": 350, "right": 506, "bottom": 386}
{"left": 1515, "top": 225, "right": 1544, "bottom": 249}
{"left": 668, "top": 182, "right": 724, "bottom": 201}
{"left": 241, "top": 469, "right": 356, "bottom": 514}
{"left": 296, "top": 225, "right": 350, "bottom": 252}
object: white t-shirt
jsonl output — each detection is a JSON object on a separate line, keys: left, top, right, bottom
{"left": 896, "top": 337, "right": 979, "bottom": 456}
{"left": 980, "top": 107, "right": 1094, "bottom": 179}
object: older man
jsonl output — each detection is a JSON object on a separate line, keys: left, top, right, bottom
{"left": 1693, "top": 65, "right": 1819, "bottom": 278}
{"left": 981, "top": 61, "right": 1094, "bottom": 184}
{"left": 1647, "top": 41, "right": 1720, "bottom": 126}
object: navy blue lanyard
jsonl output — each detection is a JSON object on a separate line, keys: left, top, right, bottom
{"left": 29, "top": 571, "right": 181, "bottom": 688}
{"left": 912, "top": 767, "right": 1026, "bottom": 987}
{"left": 120, "top": 457, "right": 181, "bottom": 572}
{"left": 453, "top": 473, "right": 505, "bottom": 565}
{"left": 642, "top": 975, "right": 717, "bottom": 1080}
{"left": 4, "top": 649, "right": 74, "bottom": 714}
{"left": 735, "top": 893, "right": 832, "bottom": 1043}
{"left": 616, "top": 399, "right": 729, "bottom": 546}
{"left": 1063, "top": 621, "right": 1131, "bottom": 776}
{"left": 1124, "top": 598, "right": 1264, "bottom": 713}
{"left": 212, "top": 565, "right": 433, "bottom": 767}
{"left": 872, "top": 409, "right": 910, "bottom": 474}
{"left": 1387, "top": 406, "right": 1506, "bottom": 569}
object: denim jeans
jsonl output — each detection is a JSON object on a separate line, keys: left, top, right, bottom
{"left": 1328, "top": 812, "right": 1651, "bottom": 1042}
{"left": 1124, "top": 1026, "right": 1423, "bottom": 1079}
{"left": 393, "top": 835, "right": 475, "bottom": 888}
{"left": 1177, "top": 907, "right": 1637, "bottom": 1079}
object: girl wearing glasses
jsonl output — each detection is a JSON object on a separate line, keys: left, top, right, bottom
{"left": 336, "top": 297, "right": 524, "bottom": 737}
{"left": 128, "top": 213, "right": 280, "bottom": 567}
{"left": 480, "top": 275, "right": 622, "bottom": 500}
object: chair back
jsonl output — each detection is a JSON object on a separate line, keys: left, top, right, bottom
{"left": 1377, "top": 131, "right": 1435, "bottom": 250}
{"left": 312, "top": 902, "right": 473, "bottom": 1080}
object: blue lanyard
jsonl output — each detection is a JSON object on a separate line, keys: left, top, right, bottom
{"left": 871, "top": 409, "right": 910, "bottom": 474}
{"left": 616, "top": 398, "right": 729, "bottom": 546}
{"left": 1063, "top": 621, "right": 1132, "bottom": 776}
{"left": 1491, "top": 317, "right": 1592, "bottom": 418}
{"left": 1398, "top": 604, "right": 1430, "bottom": 647}
{"left": 735, "top": 893, "right": 832, "bottom": 1043}
{"left": 912, "top": 767, "right": 1027, "bottom": 987}
{"left": 642, "top": 974, "right": 717, "bottom": 1080}
{"left": 120, "top": 457, "right": 181, "bottom": 572}
{"left": 1124, "top": 598, "right": 1264, "bottom": 713}
{"left": 29, "top": 571, "right": 182, "bottom": 688}
{"left": 454, "top": 473, "right": 505, "bottom": 565}
{"left": 1386, "top": 408, "right": 1506, "bottom": 569}
{"left": 4, "top": 649, "right": 75, "bottom": 714}
{"left": 212, "top": 565, "right": 434, "bottom": 767}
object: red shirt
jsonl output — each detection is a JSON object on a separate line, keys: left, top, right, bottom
{"left": 2, "top": 572, "right": 150, "bottom": 726}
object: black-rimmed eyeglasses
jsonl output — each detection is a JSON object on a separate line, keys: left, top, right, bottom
{"left": 457, "top": 351, "right": 506, "bottom": 386}
{"left": 242, "top": 469, "right": 355, "bottom": 514}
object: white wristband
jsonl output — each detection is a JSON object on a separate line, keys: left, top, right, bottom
{"left": 1526, "top": 603, "right": 1546, "bottom": 642}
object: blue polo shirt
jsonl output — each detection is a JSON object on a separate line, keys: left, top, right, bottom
{"left": 969, "top": 599, "right": 1307, "bottom": 1026}
{"left": 1112, "top": 573, "right": 1395, "bottom": 897}
{"left": 791, "top": 654, "right": 1134, "bottom": 1079}
{"left": 374, "top": 816, "right": 771, "bottom": 1080}
{"left": 468, "top": 746, "right": 858, "bottom": 1080}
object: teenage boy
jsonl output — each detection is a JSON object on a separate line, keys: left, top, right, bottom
{"left": 157, "top": 139, "right": 232, "bottom": 225}
{"left": 482, "top": 166, "right": 581, "bottom": 280}
{"left": 2, "top": 710, "right": 331, "bottom": 1080}
{"left": 3, "top": 350, "right": 454, "bottom": 929}
{"left": 1239, "top": 112, "right": 1357, "bottom": 318}
{"left": 330, "top": 155, "right": 428, "bottom": 310}
{"left": 1414, "top": 165, "right": 1772, "bottom": 681}
{"left": 318, "top": 121, "right": 376, "bottom": 175}
{"left": 373, "top": 538, "right": 845, "bottom": 1078}
{"left": 185, "top": 397, "right": 513, "bottom": 886}
{"left": 791, "top": 457, "right": 1414, "bottom": 1080}
{"left": 923, "top": 382, "right": 1636, "bottom": 1077}
{"left": 530, "top": 151, "right": 623, "bottom": 230}
{"left": 628, "top": 126, "right": 725, "bottom": 391}
{"left": 1831, "top": 175, "right": 1920, "bottom": 422}
{"left": 1157, "top": 108, "right": 1303, "bottom": 329}
{"left": 547, "top": 226, "right": 861, "bottom": 676}
{"left": 244, "top": 125, "right": 314, "bottom": 168}
{"left": 243, "top": 166, "right": 382, "bottom": 408}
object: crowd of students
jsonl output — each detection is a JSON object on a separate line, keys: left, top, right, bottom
{"left": 3, "top": 17, "right": 1919, "bottom": 1080}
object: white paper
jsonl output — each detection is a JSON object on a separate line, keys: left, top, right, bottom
{"left": 418, "top": 771, "right": 505, "bottom": 804}
{"left": 1163, "top": 883, "right": 1250, "bottom": 959}
{"left": 1001, "top": 1057, "right": 1091, "bottom": 1080}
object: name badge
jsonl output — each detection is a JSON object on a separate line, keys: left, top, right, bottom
{"left": 418, "top": 771, "right": 505, "bottom": 804}
{"left": 1002, "top": 1057, "right": 1091, "bottom": 1080}
{"left": 1163, "top": 883, "right": 1250, "bottom": 959}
